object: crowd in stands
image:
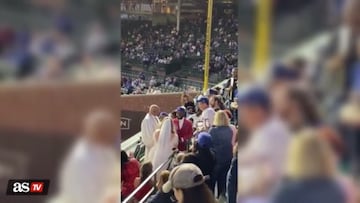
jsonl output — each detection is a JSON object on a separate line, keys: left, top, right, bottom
{"left": 0, "top": 1, "right": 120, "bottom": 82}
{"left": 121, "top": 15, "right": 238, "bottom": 75}
{"left": 121, "top": 73, "right": 182, "bottom": 94}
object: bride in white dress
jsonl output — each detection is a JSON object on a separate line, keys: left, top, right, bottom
{"left": 152, "top": 117, "right": 178, "bottom": 174}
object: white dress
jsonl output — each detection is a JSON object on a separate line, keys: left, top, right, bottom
{"left": 152, "top": 118, "right": 178, "bottom": 174}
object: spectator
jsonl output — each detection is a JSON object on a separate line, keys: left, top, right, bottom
{"left": 236, "top": 87, "right": 291, "bottom": 203}
{"left": 121, "top": 151, "right": 140, "bottom": 200}
{"left": 162, "top": 163, "right": 217, "bottom": 203}
{"left": 209, "top": 110, "right": 233, "bottom": 198}
{"left": 145, "top": 170, "right": 174, "bottom": 203}
{"left": 272, "top": 86, "right": 321, "bottom": 133}
{"left": 181, "top": 92, "right": 195, "bottom": 109}
{"left": 173, "top": 106, "right": 193, "bottom": 151}
{"left": 159, "top": 112, "right": 169, "bottom": 122}
{"left": 210, "top": 95, "right": 226, "bottom": 112}
{"left": 224, "top": 109, "right": 238, "bottom": 147}
{"left": 226, "top": 142, "right": 238, "bottom": 203}
{"left": 134, "top": 162, "right": 154, "bottom": 202}
{"left": 318, "top": 126, "right": 358, "bottom": 203}
{"left": 182, "top": 132, "right": 216, "bottom": 189}
{"left": 272, "top": 130, "right": 345, "bottom": 203}
{"left": 197, "top": 96, "right": 216, "bottom": 128}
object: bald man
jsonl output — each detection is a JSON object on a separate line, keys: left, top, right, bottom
{"left": 141, "top": 104, "right": 160, "bottom": 162}
{"left": 51, "top": 109, "right": 120, "bottom": 203}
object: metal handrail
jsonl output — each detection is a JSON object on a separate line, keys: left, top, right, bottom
{"left": 122, "top": 151, "right": 177, "bottom": 203}
{"left": 139, "top": 187, "right": 155, "bottom": 203}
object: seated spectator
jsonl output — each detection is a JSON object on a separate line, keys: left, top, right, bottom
{"left": 145, "top": 170, "right": 174, "bottom": 203}
{"left": 183, "top": 132, "right": 216, "bottom": 189}
{"left": 162, "top": 163, "right": 217, "bottom": 203}
{"left": 121, "top": 151, "right": 140, "bottom": 199}
{"left": 271, "top": 129, "right": 345, "bottom": 203}
{"left": 134, "top": 162, "right": 154, "bottom": 202}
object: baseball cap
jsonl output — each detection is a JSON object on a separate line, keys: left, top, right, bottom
{"left": 236, "top": 86, "right": 270, "bottom": 110}
{"left": 160, "top": 112, "right": 169, "bottom": 117}
{"left": 272, "top": 64, "right": 299, "bottom": 81}
{"left": 176, "top": 106, "right": 187, "bottom": 113}
{"left": 196, "top": 132, "right": 212, "bottom": 148}
{"left": 162, "top": 163, "right": 208, "bottom": 193}
{"left": 196, "top": 96, "right": 209, "bottom": 105}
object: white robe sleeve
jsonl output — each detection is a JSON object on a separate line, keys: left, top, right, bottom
{"left": 141, "top": 117, "right": 155, "bottom": 147}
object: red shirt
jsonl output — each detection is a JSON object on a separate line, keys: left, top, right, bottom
{"left": 121, "top": 158, "right": 140, "bottom": 198}
{"left": 134, "top": 182, "right": 153, "bottom": 201}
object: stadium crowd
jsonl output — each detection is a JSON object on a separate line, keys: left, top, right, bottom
{"left": 121, "top": 15, "right": 238, "bottom": 75}
{"left": 0, "top": 1, "right": 120, "bottom": 82}
{"left": 121, "top": 0, "right": 360, "bottom": 203}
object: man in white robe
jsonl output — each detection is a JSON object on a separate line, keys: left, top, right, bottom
{"left": 141, "top": 104, "right": 160, "bottom": 162}
{"left": 50, "top": 110, "right": 120, "bottom": 203}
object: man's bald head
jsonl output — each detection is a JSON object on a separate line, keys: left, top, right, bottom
{"left": 149, "top": 105, "right": 160, "bottom": 116}
{"left": 83, "top": 109, "right": 119, "bottom": 146}
{"left": 343, "top": 0, "right": 360, "bottom": 33}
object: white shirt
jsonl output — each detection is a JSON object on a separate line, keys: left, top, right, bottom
{"left": 201, "top": 107, "right": 215, "bottom": 127}
{"left": 51, "top": 139, "right": 120, "bottom": 203}
{"left": 179, "top": 118, "right": 184, "bottom": 129}
{"left": 238, "top": 116, "right": 290, "bottom": 197}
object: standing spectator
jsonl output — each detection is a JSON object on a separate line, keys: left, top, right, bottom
{"left": 272, "top": 130, "right": 345, "bottom": 203}
{"left": 182, "top": 132, "right": 216, "bottom": 189}
{"left": 145, "top": 170, "right": 174, "bottom": 203}
{"left": 272, "top": 86, "right": 321, "bottom": 133}
{"left": 173, "top": 107, "right": 193, "bottom": 151}
{"left": 210, "top": 95, "right": 226, "bottom": 112}
{"left": 181, "top": 92, "right": 195, "bottom": 109}
{"left": 236, "top": 87, "right": 291, "bottom": 203}
{"left": 197, "top": 96, "right": 216, "bottom": 128}
{"left": 226, "top": 142, "right": 238, "bottom": 203}
{"left": 162, "top": 163, "right": 217, "bottom": 203}
{"left": 121, "top": 151, "right": 140, "bottom": 200}
{"left": 209, "top": 110, "right": 233, "bottom": 198}
{"left": 159, "top": 112, "right": 169, "bottom": 122}
{"left": 134, "top": 162, "right": 154, "bottom": 202}
{"left": 141, "top": 105, "right": 160, "bottom": 162}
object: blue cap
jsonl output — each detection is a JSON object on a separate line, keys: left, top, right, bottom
{"left": 272, "top": 64, "right": 299, "bottom": 81}
{"left": 160, "top": 112, "right": 169, "bottom": 117}
{"left": 197, "top": 132, "right": 212, "bottom": 148}
{"left": 236, "top": 87, "right": 270, "bottom": 110}
{"left": 196, "top": 96, "right": 209, "bottom": 105}
{"left": 176, "top": 106, "right": 187, "bottom": 113}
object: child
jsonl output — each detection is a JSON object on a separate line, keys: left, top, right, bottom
{"left": 145, "top": 170, "right": 174, "bottom": 203}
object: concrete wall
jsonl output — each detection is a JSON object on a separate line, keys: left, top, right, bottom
{"left": 0, "top": 80, "right": 120, "bottom": 135}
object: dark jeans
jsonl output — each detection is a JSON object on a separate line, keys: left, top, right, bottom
{"left": 211, "top": 162, "right": 231, "bottom": 198}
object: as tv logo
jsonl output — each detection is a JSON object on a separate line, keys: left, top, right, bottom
{"left": 7, "top": 179, "right": 50, "bottom": 195}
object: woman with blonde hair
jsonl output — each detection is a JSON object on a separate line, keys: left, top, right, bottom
{"left": 209, "top": 110, "right": 233, "bottom": 198}
{"left": 272, "top": 129, "right": 345, "bottom": 203}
